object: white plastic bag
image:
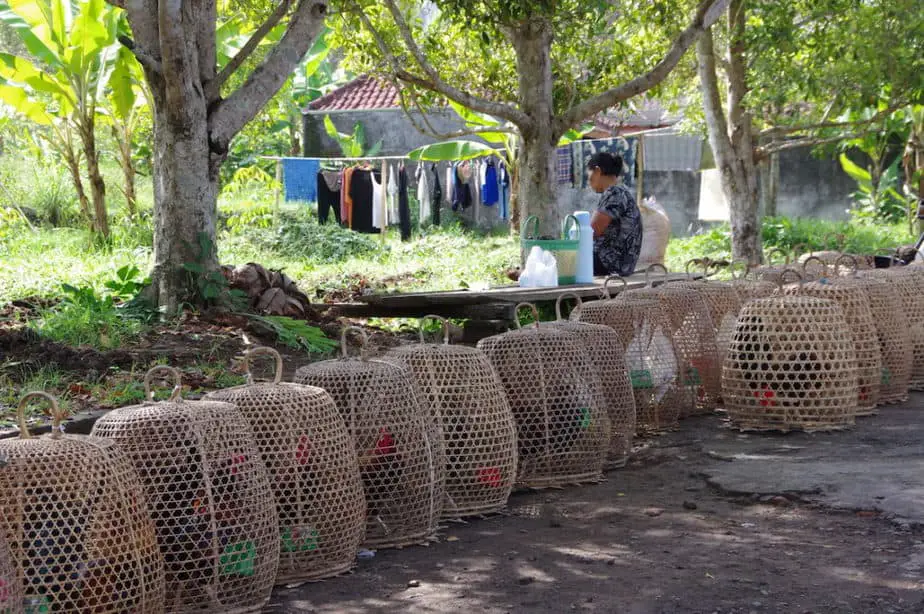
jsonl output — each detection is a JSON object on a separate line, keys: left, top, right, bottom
{"left": 638, "top": 196, "right": 671, "bottom": 268}
{"left": 519, "top": 246, "right": 559, "bottom": 288}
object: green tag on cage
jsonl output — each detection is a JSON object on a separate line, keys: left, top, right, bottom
{"left": 282, "top": 526, "right": 319, "bottom": 552}
{"left": 580, "top": 407, "right": 592, "bottom": 429}
{"left": 630, "top": 369, "right": 653, "bottom": 389}
{"left": 881, "top": 367, "right": 892, "bottom": 385}
{"left": 220, "top": 541, "right": 256, "bottom": 576}
{"left": 684, "top": 367, "right": 701, "bottom": 386}
{"left": 23, "top": 596, "right": 51, "bottom": 614}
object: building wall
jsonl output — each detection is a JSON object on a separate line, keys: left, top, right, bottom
{"left": 303, "top": 108, "right": 483, "bottom": 157}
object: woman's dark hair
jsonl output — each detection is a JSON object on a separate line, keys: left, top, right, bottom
{"left": 587, "top": 152, "right": 623, "bottom": 177}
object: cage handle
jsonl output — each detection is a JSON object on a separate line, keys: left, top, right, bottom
{"left": 242, "top": 346, "right": 284, "bottom": 385}
{"left": 791, "top": 243, "right": 807, "bottom": 261}
{"left": 340, "top": 326, "right": 370, "bottom": 359}
{"left": 644, "top": 263, "right": 669, "bottom": 287}
{"left": 728, "top": 259, "right": 749, "bottom": 281}
{"left": 419, "top": 315, "right": 451, "bottom": 345}
{"left": 766, "top": 248, "right": 790, "bottom": 267}
{"left": 685, "top": 258, "right": 709, "bottom": 280}
{"left": 555, "top": 292, "right": 584, "bottom": 321}
{"left": 776, "top": 268, "right": 804, "bottom": 292}
{"left": 143, "top": 366, "right": 183, "bottom": 402}
{"left": 16, "top": 391, "right": 66, "bottom": 440}
{"left": 601, "top": 275, "right": 628, "bottom": 299}
{"left": 801, "top": 255, "right": 829, "bottom": 279}
{"left": 513, "top": 302, "right": 540, "bottom": 329}
{"left": 834, "top": 254, "right": 859, "bottom": 278}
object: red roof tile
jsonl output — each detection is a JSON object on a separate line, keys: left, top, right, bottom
{"left": 305, "top": 75, "right": 401, "bottom": 112}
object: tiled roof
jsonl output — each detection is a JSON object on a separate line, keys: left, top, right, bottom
{"left": 305, "top": 75, "right": 401, "bottom": 112}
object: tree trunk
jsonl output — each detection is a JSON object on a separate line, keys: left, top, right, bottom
{"left": 509, "top": 18, "right": 560, "bottom": 238}
{"left": 697, "top": 6, "right": 761, "bottom": 264}
{"left": 112, "top": 124, "right": 138, "bottom": 217}
{"left": 759, "top": 151, "right": 779, "bottom": 217}
{"left": 148, "top": 84, "right": 220, "bottom": 315}
{"left": 77, "top": 117, "right": 109, "bottom": 237}
{"left": 60, "top": 143, "right": 92, "bottom": 225}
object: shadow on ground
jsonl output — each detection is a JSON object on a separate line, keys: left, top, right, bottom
{"left": 269, "top": 397, "right": 924, "bottom": 614}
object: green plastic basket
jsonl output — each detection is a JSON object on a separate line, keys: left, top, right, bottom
{"left": 520, "top": 215, "right": 580, "bottom": 285}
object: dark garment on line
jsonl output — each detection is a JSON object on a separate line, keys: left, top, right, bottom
{"left": 451, "top": 162, "right": 473, "bottom": 211}
{"left": 430, "top": 163, "right": 442, "bottom": 226}
{"left": 317, "top": 171, "right": 341, "bottom": 225}
{"left": 593, "top": 183, "right": 643, "bottom": 276}
{"left": 348, "top": 169, "right": 381, "bottom": 234}
{"left": 481, "top": 159, "right": 499, "bottom": 205}
{"left": 398, "top": 166, "right": 412, "bottom": 241}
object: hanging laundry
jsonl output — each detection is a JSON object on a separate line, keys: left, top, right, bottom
{"left": 451, "top": 161, "right": 473, "bottom": 211}
{"left": 471, "top": 160, "right": 481, "bottom": 209}
{"left": 445, "top": 166, "right": 454, "bottom": 206}
{"left": 317, "top": 171, "right": 341, "bottom": 225}
{"left": 556, "top": 146, "right": 572, "bottom": 185}
{"left": 371, "top": 167, "right": 384, "bottom": 231}
{"left": 342, "top": 166, "right": 355, "bottom": 227}
{"left": 481, "top": 158, "right": 499, "bottom": 206}
{"left": 387, "top": 163, "right": 400, "bottom": 225}
{"left": 576, "top": 137, "right": 637, "bottom": 188}
{"left": 398, "top": 164, "right": 411, "bottom": 241}
{"left": 416, "top": 163, "right": 431, "bottom": 226}
{"left": 430, "top": 163, "right": 442, "bottom": 226}
{"left": 499, "top": 162, "right": 510, "bottom": 220}
{"left": 282, "top": 158, "right": 319, "bottom": 203}
{"left": 349, "top": 168, "right": 380, "bottom": 234}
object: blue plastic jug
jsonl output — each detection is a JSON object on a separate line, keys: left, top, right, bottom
{"left": 570, "top": 210, "right": 594, "bottom": 284}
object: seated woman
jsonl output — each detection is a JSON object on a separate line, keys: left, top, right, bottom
{"left": 587, "top": 152, "right": 643, "bottom": 277}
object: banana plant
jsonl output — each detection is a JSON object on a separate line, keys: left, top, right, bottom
{"left": 104, "top": 39, "right": 150, "bottom": 218}
{"left": 0, "top": 0, "right": 120, "bottom": 237}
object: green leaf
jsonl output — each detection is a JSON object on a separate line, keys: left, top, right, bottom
{"left": 108, "top": 46, "right": 137, "bottom": 120}
{"left": 366, "top": 139, "right": 383, "bottom": 157}
{"left": 182, "top": 262, "right": 204, "bottom": 274}
{"left": 0, "top": 1, "right": 60, "bottom": 67}
{"left": 447, "top": 99, "right": 498, "bottom": 128}
{"left": 839, "top": 153, "right": 872, "bottom": 185}
{"left": 0, "top": 82, "right": 53, "bottom": 124}
{"left": 408, "top": 140, "right": 497, "bottom": 161}
{"left": 558, "top": 128, "right": 585, "bottom": 146}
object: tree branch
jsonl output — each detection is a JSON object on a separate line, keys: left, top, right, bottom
{"left": 373, "top": 0, "right": 529, "bottom": 127}
{"left": 555, "top": 0, "right": 729, "bottom": 132}
{"left": 759, "top": 102, "right": 905, "bottom": 137}
{"left": 117, "top": 35, "right": 162, "bottom": 75}
{"left": 205, "top": 0, "right": 293, "bottom": 102}
{"left": 697, "top": 27, "right": 733, "bottom": 153}
{"left": 208, "top": 0, "right": 328, "bottom": 154}
{"left": 396, "top": 84, "right": 515, "bottom": 140}
{"left": 757, "top": 130, "right": 877, "bottom": 158}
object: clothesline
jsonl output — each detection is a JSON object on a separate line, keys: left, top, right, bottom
{"left": 261, "top": 155, "right": 410, "bottom": 162}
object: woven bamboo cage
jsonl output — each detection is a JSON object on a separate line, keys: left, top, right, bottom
{"left": 572, "top": 291, "right": 681, "bottom": 434}
{"left": 204, "top": 348, "right": 366, "bottom": 582}
{"left": 476, "top": 304, "right": 610, "bottom": 488}
{"left": 547, "top": 294, "right": 636, "bottom": 469}
{"left": 857, "top": 266, "right": 924, "bottom": 390}
{"left": 797, "top": 235, "right": 873, "bottom": 272}
{"left": 91, "top": 368, "right": 278, "bottom": 614}
{"left": 751, "top": 248, "right": 792, "bottom": 284}
{"left": 384, "top": 317, "right": 518, "bottom": 518}
{"left": 725, "top": 260, "right": 778, "bottom": 306}
{"left": 799, "top": 255, "right": 831, "bottom": 282}
{"left": 621, "top": 265, "right": 721, "bottom": 416}
{"left": 293, "top": 328, "right": 444, "bottom": 548}
{"left": 781, "top": 260, "right": 881, "bottom": 415}
{"left": 564, "top": 276, "right": 629, "bottom": 327}
{"left": 670, "top": 259, "right": 743, "bottom": 367}
{"left": 723, "top": 270, "right": 858, "bottom": 432}
{"left": 0, "top": 531, "right": 22, "bottom": 614}
{"left": 833, "top": 259, "right": 911, "bottom": 404}
{"left": 0, "top": 393, "right": 164, "bottom": 614}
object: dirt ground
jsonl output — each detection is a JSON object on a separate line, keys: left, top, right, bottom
{"left": 270, "top": 407, "right": 924, "bottom": 614}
